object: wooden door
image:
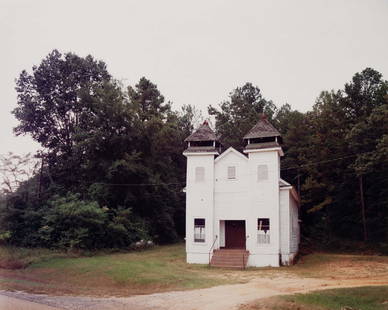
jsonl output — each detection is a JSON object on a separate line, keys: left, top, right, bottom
{"left": 225, "top": 220, "right": 246, "bottom": 249}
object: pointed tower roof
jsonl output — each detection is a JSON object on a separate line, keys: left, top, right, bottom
{"left": 243, "top": 114, "right": 281, "bottom": 140}
{"left": 184, "top": 120, "right": 217, "bottom": 142}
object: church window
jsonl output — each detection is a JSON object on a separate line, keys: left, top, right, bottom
{"left": 194, "top": 218, "right": 205, "bottom": 242}
{"left": 257, "top": 165, "right": 268, "bottom": 181}
{"left": 257, "top": 218, "right": 270, "bottom": 244}
{"left": 227, "top": 166, "right": 236, "bottom": 179}
{"left": 195, "top": 167, "right": 205, "bottom": 182}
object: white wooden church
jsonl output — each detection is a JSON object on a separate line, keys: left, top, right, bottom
{"left": 183, "top": 116, "right": 300, "bottom": 268}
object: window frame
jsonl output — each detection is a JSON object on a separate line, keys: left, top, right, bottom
{"left": 195, "top": 166, "right": 205, "bottom": 182}
{"left": 227, "top": 166, "right": 236, "bottom": 180}
{"left": 257, "top": 218, "right": 270, "bottom": 245}
{"left": 194, "top": 218, "right": 206, "bottom": 243}
{"left": 257, "top": 165, "right": 268, "bottom": 182}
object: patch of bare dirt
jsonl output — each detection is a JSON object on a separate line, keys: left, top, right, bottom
{"left": 0, "top": 258, "right": 27, "bottom": 269}
{"left": 316, "top": 257, "right": 388, "bottom": 280}
{"left": 239, "top": 296, "right": 316, "bottom": 310}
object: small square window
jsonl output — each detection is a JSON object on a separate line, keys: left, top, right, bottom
{"left": 195, "top": 167, "right": 205, "bottom": 182}
{"left": 227, "top": 166, "right": 236, "bottom": 179}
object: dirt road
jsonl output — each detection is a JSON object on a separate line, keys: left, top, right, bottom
{"left": 1, "top": 275, "right": 387, "bottom": 310}
{"left": 0, "top": 294, "right": 60, "bottom": 310}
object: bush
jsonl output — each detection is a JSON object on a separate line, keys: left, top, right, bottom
{"left": 40, "top": 193, "right": 108, "bottom": 249}
{"left": 1, "top": 192, "right": 153, "bottom": 250}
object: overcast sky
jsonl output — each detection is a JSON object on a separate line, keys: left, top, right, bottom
{"left": 1, "top": 0, "right": 388, "bottom": 156}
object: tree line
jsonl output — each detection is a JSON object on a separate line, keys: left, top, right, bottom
{"left": 0, "top": 50, "right": 387, "bottom": 251}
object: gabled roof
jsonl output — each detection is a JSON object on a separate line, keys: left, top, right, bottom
{"left": 243, "top": 116, "right": 281, "bottom": 140}
{"left": 184, "top": 121, "right": 217, "bottom": 142}
{"left": 215, "top": 147, "right": 247, "bottom": 163}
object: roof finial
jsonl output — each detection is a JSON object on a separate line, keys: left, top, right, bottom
{"left": 203, "top": 120, "right": 209, "bottom": 125}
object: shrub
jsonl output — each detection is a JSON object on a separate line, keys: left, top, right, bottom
{"left": 42, "top": 193, "right": 108, "bottom": 249}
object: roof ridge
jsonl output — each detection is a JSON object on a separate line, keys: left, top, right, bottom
{"left": 243, "top": 118, "right": 281, "bottom": 140}
{"left": 184, "top": 121, "right": 217, "bottom": 142}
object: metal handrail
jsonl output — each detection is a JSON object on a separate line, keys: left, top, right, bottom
{"left": 208, "top": 235, "right": 218, "bottom": 265}
{"left": 242, "top": 253, "right": 245, "bottom": 270}
{"left": 242, "top": 235, "right": 250, "bottom": 269}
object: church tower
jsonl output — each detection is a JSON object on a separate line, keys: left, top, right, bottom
{"left": 183, "top": 121, "right": 220, "bottom": 263}
{"left": 243, "top": 114, "right": 284, "bottom": 266}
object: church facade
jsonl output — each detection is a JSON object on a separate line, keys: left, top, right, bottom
{"left": 183, "top": 117, "right": 300, "bottom": 267}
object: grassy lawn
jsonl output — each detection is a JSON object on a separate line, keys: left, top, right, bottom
{"left": 287, "top": 252, "right": 388, "bottom": 279}
{"left": 244, "top": 286, "right": 388, "bottom": 310}
{"left": 0, "top": 244, "right": 237, "bottom": 295}
{"left": 0, "top": 246, "right": 66, "bottom": 269}
{"left": 0, "top": 244, "right": 387, "bottom": 297}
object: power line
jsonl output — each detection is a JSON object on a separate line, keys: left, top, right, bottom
{"left": 89, "top": 182, "right": 184, "bottom": 187}
{"left": 65, "top": 151, "right": 384, "bottom": 187}
{"left": 281, "top": 151, "right": 375, "bottom": 171}
{"left": 12, "top": 150, "right": 382, "bottom": 190}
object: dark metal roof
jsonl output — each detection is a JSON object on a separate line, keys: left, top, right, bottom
{"left": 244, "top": 142, "right": 280, "bottom": 150}
{"left": 184, "top": 121, "right": 217, "bottom": 142}
{"left": 243, "top": 117, "right": 281, "bottom": 140}
{"left": 183, "top": 146, "right": 218, "bottom": 153}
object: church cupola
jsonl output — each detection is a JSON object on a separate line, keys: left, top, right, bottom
{"left": 184, "top": 120, "right": 221, "bottom": 154}
{"left": 243, "top": 114, "right": 283, "bottom": 152}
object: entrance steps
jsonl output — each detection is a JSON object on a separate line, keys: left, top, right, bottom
{"left": 210, "top": 249, "right": 249, "bottom": 269}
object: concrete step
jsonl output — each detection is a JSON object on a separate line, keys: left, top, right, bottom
{"left": 211, "top": 264, "right": 245, "bottom": 269}
{"left": 212, "top": 257, "right": 246, "bottom": 262}
{"left": 211, "top": 262, "right": 248, "bottom": 268}
{"left": 212, "top": 254, "right": 248, "bottom": 259}
{"left": 213, "top": 249, "right": 249, "bottom": 253}
{"left": 210, "top": 249, "right": 249, "bottom": 269}
{"left": 213, "top": 253, "right": 249, "bottom": 258}
{"left": 213, "top": 250, "right": 248, "bottom": 255}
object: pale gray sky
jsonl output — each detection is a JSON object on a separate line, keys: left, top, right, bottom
{"left": 1, "top": 0, "right": 388, "bottom": 156}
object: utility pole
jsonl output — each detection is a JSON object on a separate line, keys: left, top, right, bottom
{"left": 38, "top": 157, "right": 44, "bottom": 199}
{"left": 297, "top": 168, "right": 301, "bottom": 198}
{"left": 359, "top": 175, "right": 367, "bottom": 242}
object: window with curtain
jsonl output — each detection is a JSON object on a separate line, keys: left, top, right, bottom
{"left": 194, "top": 218, "right": 205, "bottom": 242}
{"left": 257, "top": 218, "right": 270, "bottom": 244}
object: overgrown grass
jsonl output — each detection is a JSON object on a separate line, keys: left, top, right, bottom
{"left": 0, "top": 245, "right": 66, "bottom": 269}
{"left": 284, "top": 286, "right": 388, "bottom": 310}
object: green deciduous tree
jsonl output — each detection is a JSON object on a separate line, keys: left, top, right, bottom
{"left": 3, "top": 51, "right": 195, "bottom": 249}
{"left": 210, "top": 70, "right": 388, "bottom": 249}
{"left": 4, "top": 50, "right": 388, "bottom": 251}
{"left": 208, "top": 82, "right": 277, "bottom": 149}
{"left": 13, "top": 49, "right": 110, "bottom": 156}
